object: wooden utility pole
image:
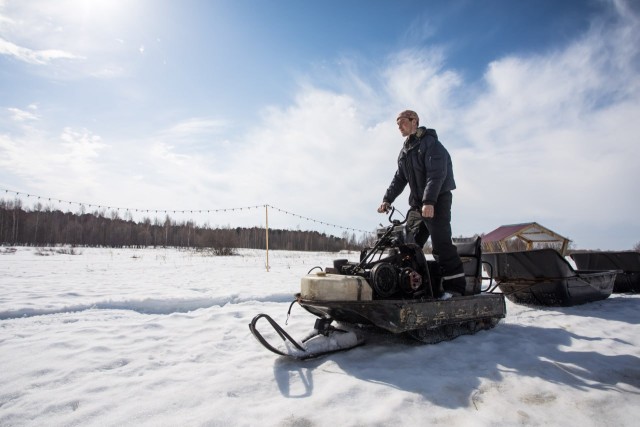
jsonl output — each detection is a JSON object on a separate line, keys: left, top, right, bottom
{"left": 265, "top": 204, "right": 270, "bottom": 272}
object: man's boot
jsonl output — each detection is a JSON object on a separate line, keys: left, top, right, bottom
{"left": 442, "top": 272, "right": 467, "bottom": 296}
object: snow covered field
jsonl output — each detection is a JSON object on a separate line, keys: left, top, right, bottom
{"left": 1, "top": 247, "right": 639, "bottom": 427}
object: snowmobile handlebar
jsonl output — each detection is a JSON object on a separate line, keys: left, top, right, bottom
{"left": 386, "top": 205, "right": 406, "bottom": 225}
{"left": 347, "top": 207, "right": 407, "bottom": 274}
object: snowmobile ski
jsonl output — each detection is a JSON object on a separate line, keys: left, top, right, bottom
{"left": 249, "top": 313, "right": 364, "bottom": 360}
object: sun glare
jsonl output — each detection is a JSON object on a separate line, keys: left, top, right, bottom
{"left": 39, "top": 0, "right": 135, "bottom": 29}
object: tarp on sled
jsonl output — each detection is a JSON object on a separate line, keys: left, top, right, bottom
{"left": 482, "top": 249, "right": 616, "bottom": 306}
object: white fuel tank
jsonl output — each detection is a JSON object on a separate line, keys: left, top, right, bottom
{"left": 300, "top": 272, "right": 373, "bottom": 301}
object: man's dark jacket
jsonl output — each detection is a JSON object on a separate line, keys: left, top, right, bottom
{"left": 383, "top": 127, "right": 456, "bottom": 208}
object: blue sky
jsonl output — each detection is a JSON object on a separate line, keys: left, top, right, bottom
{"left": 1, "top": 0, "right": 639, "bottom": 250}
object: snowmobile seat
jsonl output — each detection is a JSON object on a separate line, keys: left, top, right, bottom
{"left": 453, "top": 236, "right": 483, "bottom": 295}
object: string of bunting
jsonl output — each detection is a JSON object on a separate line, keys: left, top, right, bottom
{"left": 1, "top": 188, "right": 373, "bottom": 234}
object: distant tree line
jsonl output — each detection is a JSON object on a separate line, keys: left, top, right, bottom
{"left": 0, "top": 199, "right": 370, "bottom": 252}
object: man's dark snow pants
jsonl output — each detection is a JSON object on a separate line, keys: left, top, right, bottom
{"left": 405, "top": 191, "right": 466, "bottom": 295}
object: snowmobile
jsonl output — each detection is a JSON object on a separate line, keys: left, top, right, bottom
{"left": 249, "top": 207, "right": 506, "bottom": 359}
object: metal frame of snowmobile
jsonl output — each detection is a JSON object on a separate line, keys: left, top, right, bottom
{"left": 248, "top": 313, "right": 365, "bottom": 360}
{"left": 249, "top": 207, "right": 506, "bottom": 359}
{"left": 297, "top": 293, "right": 505, "bottom": 339}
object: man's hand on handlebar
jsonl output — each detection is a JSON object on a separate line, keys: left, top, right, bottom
{"left": 377, "top": 202, "right": 391, "bottom": 213}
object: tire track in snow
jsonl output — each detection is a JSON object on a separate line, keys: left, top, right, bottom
{"left": 0, "top": 293, "right": 295, "bottom": 320}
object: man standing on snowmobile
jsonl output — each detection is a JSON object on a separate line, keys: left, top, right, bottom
{"left": 377, "top": 110, "right": 466, "bottom": 296}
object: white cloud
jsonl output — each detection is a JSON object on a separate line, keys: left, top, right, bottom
{"left": 215, "top": 88, "right": 389, "bottom": 229}
{"left": 7, "top": 107, "right": 39, "bottom": 121}
{"left": 0, "top": 118, "right": 108, "bottom": 198}
{"left": 161, "top": 118, "right": 228, "bottom": 139}
{"left": 449, "top": 3, "right": 640, "bottom": 248}
{"left": 150, "top": 142, "right": 191, "bottom": 166}
{"left": 220, "top": 1, "right": 640, "bottom": 247}
{"left": 89, "top": 65, "right": 125, "bottom": 79}
{"left": 381, "top": 48, "right": 465, "bottom": 137}
{"left": 59, "top": 127, "right": 106, "bottom": 159}
{"left": 0, "top": 0, "right": 143, "bottom": 77}
{"left": 0, "top": 36, "right": 79, "bottom": 64}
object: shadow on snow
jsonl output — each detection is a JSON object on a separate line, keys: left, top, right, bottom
{"left": 272, "top": 297, "right": 640, "bottom": 407}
